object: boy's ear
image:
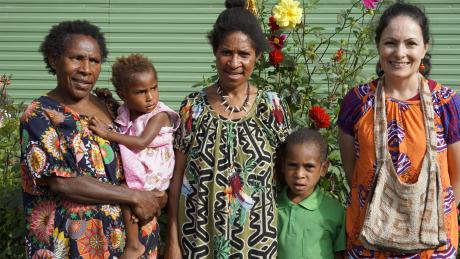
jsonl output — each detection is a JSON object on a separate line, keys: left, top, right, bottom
{"left": 320, "top": 160, "right": 329, "bottom": 177}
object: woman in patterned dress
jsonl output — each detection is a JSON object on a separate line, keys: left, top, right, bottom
{"left": 165, "top": 1, "right": 290, "bottom": 258}
{"left": 338, "top": 3, "right": 460, "bottom": 258}
{"left": 20, "top": 20, "right": 166, "bottom": 258}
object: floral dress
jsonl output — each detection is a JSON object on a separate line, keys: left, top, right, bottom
{"left": 174, "top": 90, "right": 290, "bottom": 258}
{"left": 20, "top": 96, "right": 160, "bottom": 259}
{"left": 338, "top": 78, "right": 460, "bottom": 258}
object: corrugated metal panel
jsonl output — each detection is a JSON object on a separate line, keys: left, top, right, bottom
{"left": 0, "top": 0, "right": 222, "bottom": 110}
{"left": 0, "top": 0, "right": 459, "bottom": 110}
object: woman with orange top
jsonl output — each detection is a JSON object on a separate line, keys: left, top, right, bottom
{"left": 338, "top": 2, "right": 460, "bottom": 258}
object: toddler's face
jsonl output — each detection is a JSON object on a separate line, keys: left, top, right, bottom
{"left": 283, "top": 143, "right": 328, "bottom": 204}
{"left": 119, "top": 70, "right": 159, "bottom": 118}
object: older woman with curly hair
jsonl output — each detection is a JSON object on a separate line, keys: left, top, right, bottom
{"left": 20, "top": 20, "right": 166, "bottom": 258}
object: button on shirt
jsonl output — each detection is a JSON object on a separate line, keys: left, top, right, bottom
{"left": 277, "top": 187, "right": 346, "bottom": 259}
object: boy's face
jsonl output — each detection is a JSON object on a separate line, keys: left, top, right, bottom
{"left": 283, "top": 142, "right": 329, "bottom": 204}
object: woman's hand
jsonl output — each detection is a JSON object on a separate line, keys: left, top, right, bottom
{"left": 131, "top": 190, "right": 167, "bottom": 225}
{"left": 88, "top": 116, "right": 110, "bottom": 139}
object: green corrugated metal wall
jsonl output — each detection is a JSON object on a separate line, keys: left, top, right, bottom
{"left": 0, "top": 0, "right": 459, "bottom": 110}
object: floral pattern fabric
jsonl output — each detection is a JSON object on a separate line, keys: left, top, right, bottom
{"left": 174, "top": 90, "right": 290, "bottom": 258}
{"left": 20, "top": 95, "right": 159, "bottom": 259}
{"left": 338, "top": 78, "right": 460, "bottom": 258}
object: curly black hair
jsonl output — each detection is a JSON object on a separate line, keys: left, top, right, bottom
{"left": 275, "top": 127, "right": 328, "bottom": 186}
{"left": 284, "top": 128, "right": 328, "bottom": 162}
{"left": 39, "top": 20, "right": 108, "bottom": 75}
{"left": 208, "top": 0, "right": 268, "bottom": 55}
{"left": 111, "top": 53, "right": 157, "bottom": 93}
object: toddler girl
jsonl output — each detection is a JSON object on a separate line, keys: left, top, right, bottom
{"left": 89, "top": 53, "right": 179, "bottom": 259}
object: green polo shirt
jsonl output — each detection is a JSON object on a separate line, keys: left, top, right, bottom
{"left": 277, "top": 187, "right": 345, "bottom": 259}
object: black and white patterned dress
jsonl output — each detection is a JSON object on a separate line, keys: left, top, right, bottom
{"left": 174, "top": 90, "right": 290, "bottom": 258}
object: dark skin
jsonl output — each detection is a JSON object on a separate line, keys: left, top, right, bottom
{"left": 88, "top": 112, "right": 170, "bottom": 151}
{"left": 46, "top": 175, "right": 167, "bottom": 223}
{"left": 45, "top": 34, "right": 166, "bottom": 226}
{"left": 89, "top": 69, "right": 172, "bottom": 258}
{"left": 165, "top": 150, "right": 187, "bottom": 259}
{"left": 165, "top": 31, "right": 261, "bottom": 259}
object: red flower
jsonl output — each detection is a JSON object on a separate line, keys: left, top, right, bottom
{"left": 270, "top": 34, "right": 286, "bottom": 49}
{"left": 309, "top": 105, "right": 330, "bottom": 128}
{"left": 268, "top": 16, "right": 280, "bottom": 31}
{"left": 186, "top": 115, "right": 192, "bottom": 132}
{"left": 269, "top": 49, "right": 284, "bottom": 66}
{"left": 334, "top": 48, "right": 343, "bottom": 62}
{"left": 273, "top": 108, "right": 284, "bottom": 124}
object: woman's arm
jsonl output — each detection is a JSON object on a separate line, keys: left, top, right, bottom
{"left": 45, "top": 175, "right": 166, "bottom": 224}
{"left": 165, "top": 149, "right": 187, "bottom": 259}
{"left": 89, "top": 112, "right": 171, "bottom": 150}
{"left": 338, "top": 128, "right": 356, "bottom": 186}
{"left": 447, "top": 141, "right": 460, "bottom": 205}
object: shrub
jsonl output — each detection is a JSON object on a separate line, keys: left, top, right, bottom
{"left": 0, "top": 74, "right": 26, "bottom": 258}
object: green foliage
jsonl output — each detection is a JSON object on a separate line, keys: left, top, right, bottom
{"left": 0, "top": 74, "right": 26, "bottom": 258}
{"left": 253, "top": 0, "right": 396, "bottom": 203}
{"left": 194, "top": 0, "right": 392, "bottom": 203}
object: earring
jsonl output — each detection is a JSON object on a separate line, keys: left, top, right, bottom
{"left": 419, "top": 61, "right": 425, "bottom": 72}
{"left": 376, "top": 62, "right": 384, "bottom": 77}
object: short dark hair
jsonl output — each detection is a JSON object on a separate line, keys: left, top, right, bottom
{"left": 275, "top": 128, "right": 328, "bottom": 185}
{"left": 111, "top": 53, "right": 157, "bottom": 93}
{"left": 207, "top": 0, "right": 268, "bottom": 56}
{"left": 39, "top": 20, "right": 108, "bottom": 75}
{"left": 375, "top": 2, "right": 431, "bottom": 76}
{"left": 284, "top": 128, "right": 328, "bottom": 162}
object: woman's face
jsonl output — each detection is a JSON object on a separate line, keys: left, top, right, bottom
{"left": 51, "top": 34, "right": 102, "bottom": 102}
{"left": 378, "top": 15, "right": 428, "bottom": 81}
{"left": 215, "top": 31, "right": 260, "bottom": 88}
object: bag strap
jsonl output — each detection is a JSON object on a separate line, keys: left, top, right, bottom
{"left": 373, "top": 75, "right": 437, "bottom": 169}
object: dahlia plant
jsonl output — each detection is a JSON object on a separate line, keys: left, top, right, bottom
{"left": 193, "top": 0, "right": 392, "bottom": 201}
{"left": 250, "top": 0, "right": 391, "bottom": 202}
{"left": 0, "top": 74, "right": 26, "bottom": 257}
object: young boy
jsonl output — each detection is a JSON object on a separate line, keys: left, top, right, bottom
{"left": 277, "top": 128, "right": 345, "bottom": 259}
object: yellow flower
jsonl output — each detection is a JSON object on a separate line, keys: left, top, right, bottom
{"left": 246, "top": 0, "right": 258, "bottom": 17}
{"left": 273, "top": 0, "right": 303, "bottom": 29}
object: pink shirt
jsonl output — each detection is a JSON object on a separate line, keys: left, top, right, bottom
{"left": 115, "top": 102, "right": 179, "bottom": 191}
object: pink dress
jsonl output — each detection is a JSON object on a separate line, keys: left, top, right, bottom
{"left": 115, "top": 102, "right": 179, "bottom": 191}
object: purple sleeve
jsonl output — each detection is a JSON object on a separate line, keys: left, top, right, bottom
{"left": 439, "top": 91, "right": 460, "bottom": 144}
{"left": 337, "top": 87, "right": 364, "bottom": 136}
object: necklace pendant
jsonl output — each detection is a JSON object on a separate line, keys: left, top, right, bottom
{"left": 216, "top": 80, "right": 251, "bottom": 115}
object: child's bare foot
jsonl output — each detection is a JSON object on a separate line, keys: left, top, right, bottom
{"left": 120, "top": 243, "right": 145, "bottom": 259}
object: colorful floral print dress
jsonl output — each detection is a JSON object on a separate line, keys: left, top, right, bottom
{"left": 20, "top": 96, "right": 160, "bottom": 259}
{"left": 338, "top": 78, "right": 460, "bottom": 258}
{"left": 174, "top": 90, "right": 290, "bottom": 258}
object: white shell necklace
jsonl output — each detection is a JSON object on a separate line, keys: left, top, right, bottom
{"left": 216, "top": 80, "right": 250, "bottom": 116}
